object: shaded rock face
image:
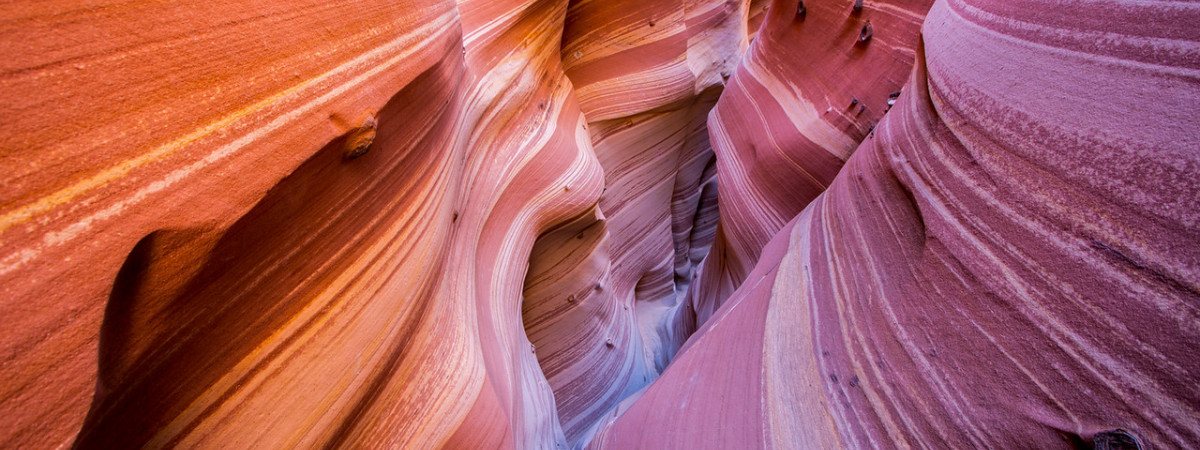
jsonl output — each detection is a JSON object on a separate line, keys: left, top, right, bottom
{"left": 0, "top": 1, "right": 1196, "bottom": 449}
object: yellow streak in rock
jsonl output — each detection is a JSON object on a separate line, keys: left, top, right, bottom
{"left": 763, "top": 213, "right": 844, "bottom": 449}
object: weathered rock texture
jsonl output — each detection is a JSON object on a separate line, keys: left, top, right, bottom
{"left": 684, "top": 0, "right": 935, "bottom": 339}
{"left": 1, "top": 0, "right": 1197, "bottom": 448}
{"left": 590, "top": 0, "right": 1200, "bottom": 448}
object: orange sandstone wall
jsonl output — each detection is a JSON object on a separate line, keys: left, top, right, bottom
{"left": 1, "top": 0, "right": 468, "bottom": 446}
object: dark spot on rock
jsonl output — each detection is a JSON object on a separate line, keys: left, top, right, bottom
{"left": 567, "top": 294, "right": 575, "bottom": 303}
{"left": 539, "top": 101, "right": 546, "bottom": 109}
{"left": 720, "top": 70, "right": 731, "bottom": 80}
{"left": 1094, "top": 429, "right": 1143, "bottom": 450}
{"left": 605, "top": 339, "right": 614, "bottom": 348}
{"left": 850, "top": 98, "right": 859, "bottom": 107}
{"left": 858, "top": 104, "right": 866, "bottom": 115}
{"left": 594, "top": 282, "right": 603, "bottom": 291}
{"left": 649, "top": 20, "right": 656, "bottom": 27}
{"left": 830, "top": 374, "right": 839, "bottom": 383}
{"left": 822, "top": 350, "right": 830, "bottom": 356}
{"left": 852, "top": 0, "right": 863, "bottom": 13}
{"left": 859, "top": 21, "right": 873, "bottom": 43}
{"left": 796, "top": 1, "right": 806, "bottom": 19}
{"left": 452, "top": 211, "right": 458, "bottom": 223}
{"left": 530, "top": 344, "right": 536, "bottom": 353}
{"left": 849, "top": 375, "right": 860, "bottom": 387}
{"left": 1091, "top": 240, "right": 1138, "bottom": 267}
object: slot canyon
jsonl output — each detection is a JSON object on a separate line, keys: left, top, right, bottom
{"left": 1, "top": 0, "right": 1198, "bottom": 448}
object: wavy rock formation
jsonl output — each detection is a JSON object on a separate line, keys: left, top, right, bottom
{"left": 1, "top": 0, "right": 1197, "bottom": 448}
{"left": 589, "top": 0, "right": 1200, "bottom": 448}
{"left": 535, "top": 1, "right": 745, "bottom": 443}
{"left": 1, "top": 1, "right": 467, "bottom": 446}
{"left": 684, "top": 0, "right": 935, "bottom": 333}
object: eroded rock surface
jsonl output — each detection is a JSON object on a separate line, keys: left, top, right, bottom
{"left": 589, "top": 0, "right": 1200, "bottom": 448}
{"left": 0, "top": 0, "right": 1196, "bottom": 448}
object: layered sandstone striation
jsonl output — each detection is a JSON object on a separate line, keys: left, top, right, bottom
{"left": 590, "top": 0, "right": 1200, "bottom": 448}
{"left": 1, "top": 0, "right": 1197, "bottom": 449}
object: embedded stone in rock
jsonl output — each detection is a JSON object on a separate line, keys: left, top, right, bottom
{"left": 1094, "top": 429, "right": 1143, "bottom": 450}
{"left": 342, "top": 115, "right": 378, "bottom": 160}
{"left": 858, "top": 22, "right": 873, "bottom": 43}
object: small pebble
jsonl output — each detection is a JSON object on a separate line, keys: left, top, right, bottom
{"left": 859, "top": 22, "right": 874, "bottom": 43}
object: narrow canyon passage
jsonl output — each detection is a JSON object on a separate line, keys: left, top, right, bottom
{"left": 519, "top": 85, "right": 723, "bottom": 445}
{"left": 516, "top": 0, "right": 939, "bottom": 445}
{"left": 0, "top": 0, "right": 1197, "bottom": 449}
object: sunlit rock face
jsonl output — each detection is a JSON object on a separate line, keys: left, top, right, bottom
{"left": 1, "top": 0, "right": 1197, "bottom": 449}
{"left": 1, "top": 1, "right": 470, "bottom": 447}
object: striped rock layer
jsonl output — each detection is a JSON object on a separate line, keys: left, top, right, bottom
{"left": 0, "top": 0, "right": 1196, "bottom": 449}
{"left": 590, "top": 0, "right": 1200, "bottom": 448}
{"left": 684, "top": 0, "right": 936, "bottom": 336}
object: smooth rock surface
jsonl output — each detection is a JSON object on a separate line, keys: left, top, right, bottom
{"left": 589, "top": 0, "right": 1200, "bottom": 448}
{"left": 0, "top": 0, "right": 1196, "bottom": 448}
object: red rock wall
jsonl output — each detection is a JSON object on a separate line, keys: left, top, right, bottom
{"left": 684, "top": 0, "right": 935, "bottom": 332}
{"left": 589, "top": 0, "right": 1200, "bottom": 448}
{"left": 1, "top": 0, "right": 468, "bottom": 446}
{"left": 1, "top": 0, "right": 737, "bottom": 446}
{"left": 1, "top": 0, "right": 1197, "bottom": 448}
